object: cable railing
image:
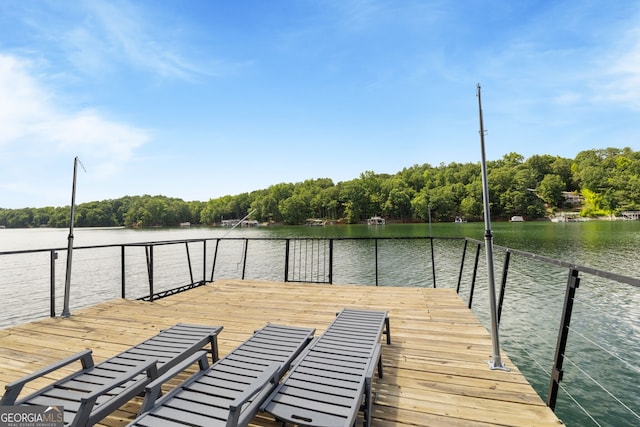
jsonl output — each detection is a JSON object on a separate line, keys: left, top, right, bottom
{"left": 0, "top": 235, "right": 638, "bottom": 426}
{"left": 458, "top": 238, "right": 640, "bottom": 426}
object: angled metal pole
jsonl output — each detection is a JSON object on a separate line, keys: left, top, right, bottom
{"left": 61, "top": 156, "right": 79, "bottom": 317}
{"left": 477, "top": 84, "right": 508, "bottom": 371}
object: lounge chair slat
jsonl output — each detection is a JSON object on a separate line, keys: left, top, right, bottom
{"left": 187, "top": 380, "right": 246, "bottom": 399}
{"left": 128, "top": 323, "right": 315, "bottom": 427}
{"left": 271, "top": 393, "right": 356, "bottom": 418}
{"left": 262, "top": 308, "right": 390, "bottom": 427}
{"left": 266, "top": 397, "right": 355, "bottom": 427}
{"left": 145, "top": 404, "right": 227, "bottom": 426}
{"left": 2, "top": 323, "right": 222, "bottom": 427}
{"left": 276, "top": 384, "right": 356, "bottom": 407}
{"left": 283, "top": 377, "right": 358, "bottom": 398}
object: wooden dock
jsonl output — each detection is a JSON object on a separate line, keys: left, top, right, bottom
{"left": 0, "top": 279, "right": 564, "bottom": 426}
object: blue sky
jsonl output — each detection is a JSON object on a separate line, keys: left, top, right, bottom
{"left": 1, "top": 0, "right": 639, "bottom": 208}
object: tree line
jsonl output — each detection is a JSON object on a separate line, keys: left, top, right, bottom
{"left": 1, "top": 147, "right": 639, "bottom": 228}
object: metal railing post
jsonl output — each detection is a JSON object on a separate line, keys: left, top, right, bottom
{"left": 430, "top": 237, "right": 436, "bottom": 288}
{"left": 456, "top": 239, "right": 468, "bottom": 294}
{"left": 468, "top": 243, "right": 481, "bottom": 309}
{"left": 185, "top": 242, "right": 194, "bottom": 284}
{"left": 374, "top": 239, "right": 379, "bottom": 287}
{"left": 146, "top": 245, "right": 154, "bottom": 302}
{"left": 547, "top": 268, "right": 580, "bottom": 411}
{"left": 202, "top": 240, "right": 207, "bottom": 283}
{"left": 50, "top": 250, "right": 57, "bottom": 317}
{"left": 497, "top": 250, "right": 511, "bottom": 325}
{"left": 241, "top": 239, "right": 248, "bottom": 280}
{"left": 121, "top": 246, "right": 126, "bottom": 298}
{"left": 329, "top": 239, "right": 334, "bottom": 284}
{"left": 284, "top": 239, "right": 290, "bottom": 282}
{"left": 210, "top": 239, "right": 220, "bottom": 282}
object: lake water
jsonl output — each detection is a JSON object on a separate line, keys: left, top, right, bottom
{"left": 1, "top": 221, "right": 639, "bottom": 426}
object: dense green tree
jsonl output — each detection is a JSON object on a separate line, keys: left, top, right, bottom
{"left": 279, "top": 194, "right": 310, "bottom": 224}
{"left": 410, "top": 189, "right": 431, "bottom": 221}
{"left": 537, "top": 174, "right": 565, "bottom": 205}
{"left": 381, "top": 178, "right": 414, "bottom": 221}
{"left": 2, "top": 147, "right": 639, "bottom": 227}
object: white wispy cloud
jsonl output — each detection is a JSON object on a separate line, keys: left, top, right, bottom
{"left": 63, "top": 0, "right": 209, "bottom": 80}
{"left": 0, "top": 53, "right": 150, "bottom": 204}
{"left": 598, "top": 26, "right": 640, "bottom": 109}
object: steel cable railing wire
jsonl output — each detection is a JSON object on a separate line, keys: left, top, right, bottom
{"left": 240, "top": 240, "right": 284, "bottom": 282}
{"left": 1, "top": 235, "right": 638, "bottom": 427}
{"left": 568, "top": 310, "right": 640, "bottom": 375}
{"left": 562, "top": 355, "right": 640, "bottom": 423}
{"left": 558, "top": 382, "right": 603, "bottom": 427}
{"left": 503, "top": 337, "right": 552, "bottom": 383}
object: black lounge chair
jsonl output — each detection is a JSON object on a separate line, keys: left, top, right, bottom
{"left": 261, "top": 308, "right": 391, "bottom": 427}
{"left": 126, "top": 323, "right": 316, "bottom": 427}
{"left": 1, "top": 323, "right": 222, "bottom": 427}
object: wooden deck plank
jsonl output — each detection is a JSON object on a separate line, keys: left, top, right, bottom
{"left": 0, "top": 279, "right": 564, "bottom": 427}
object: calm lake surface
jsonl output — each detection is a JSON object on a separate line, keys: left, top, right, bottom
{"left": 1, "top": 221, "right": 639, "bottom": 426}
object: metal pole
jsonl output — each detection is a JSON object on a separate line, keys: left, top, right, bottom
{"left": 210, "top": 239, "right": 220, "bottom": 282}
{"left": 468, "top": 243, "right": 481, "bottom": 309}
{"left": 328, "top": 239, "right": 334, "bottom": 284}
{"left": 477, "top": 84, "right": 508, "bottom": 371}
{"left": 61, "top": 156, "right": 79, "bottom": 317}
{"left": 241, "top": 238, "right": 248, "bottom": 280}
{"left": 428, "top": 203, "right": 437, "bottom": 288}
{"left": 50, "top": 250, "right": 57, "bottom": 317}
{"left": 202, "top": 240, "right": 207, "bottom": 283}
{"left": 185, "top": 242, "right": 194, "bottom": 284}
{"left": 121, "top": 245, "right": 126, "bottom": 298}
{"left": 497, "top": 250, "right": 512, "bottom": 326}
{"left": 547, "top": 268, "right": 580, "bottom": 410}
{"left": 284, "top": 239, "right": 290, "bottom": 282}
{"left": 374, "top": 239, "right": 379, "bottom": 287}
{"left": 456, "top": 240, "right": 468, "bottom": 294}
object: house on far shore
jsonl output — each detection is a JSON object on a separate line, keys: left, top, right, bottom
{"left": 621, "top": 211, "right": 640, "bottom": 220}
{"left": 561, "top": 191, "right": 583, "bottom": 206}
{"left": 221, "top": 219, "right": 259, "bottom": 227}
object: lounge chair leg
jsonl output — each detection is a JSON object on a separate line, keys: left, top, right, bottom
{"left": 384, "top": 316, "right": 391, "bottom": 345}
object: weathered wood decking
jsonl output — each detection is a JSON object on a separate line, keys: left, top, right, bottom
{"left": 0, "top": 280, "right": 564, "bottom": 426}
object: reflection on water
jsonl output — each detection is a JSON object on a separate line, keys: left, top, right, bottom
{"left": 1, "top": 221, "right": 639, "bottom": 426}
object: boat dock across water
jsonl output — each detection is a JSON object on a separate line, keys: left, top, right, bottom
{"left": 0, "top": 279, "right": 563, "bottom": 427}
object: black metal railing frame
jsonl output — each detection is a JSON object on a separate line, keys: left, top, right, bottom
{"left": 1, "top": 235, "right": 639, "bottom": 418}
{"left": 461, "top": 237, "right": 640, "bottom": 413}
